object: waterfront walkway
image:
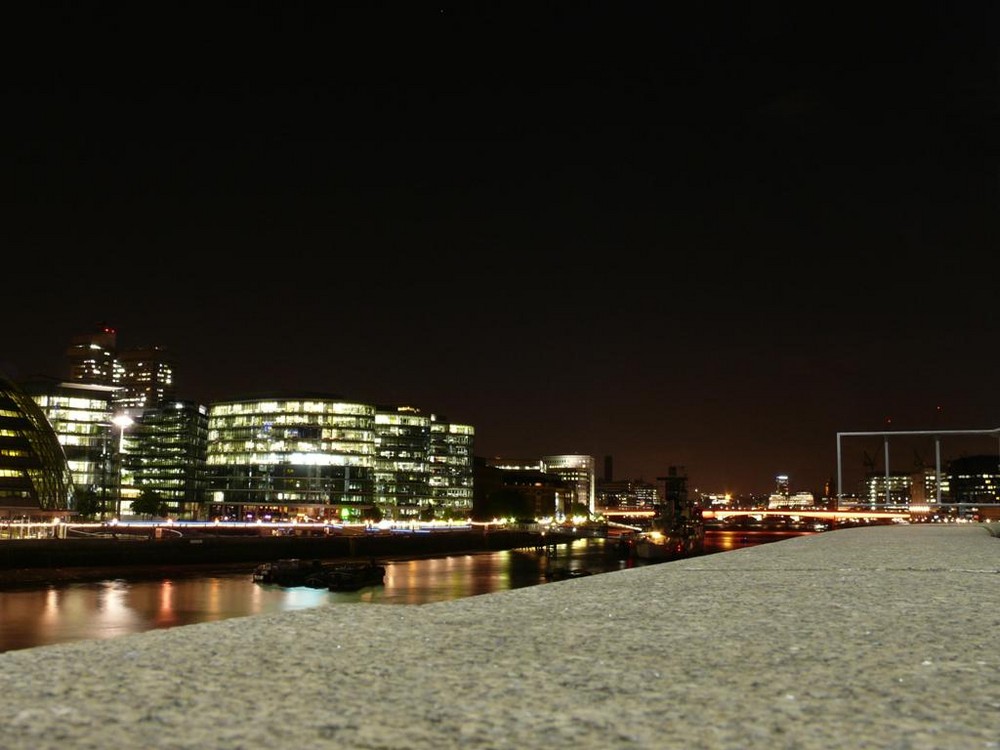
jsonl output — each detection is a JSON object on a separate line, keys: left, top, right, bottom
{"left": 0, "top": 523, "right": 997, "bottom": 749}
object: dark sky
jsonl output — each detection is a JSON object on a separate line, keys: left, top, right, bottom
{"left": 5, "top": 3, "right": 998, "bottom": 496}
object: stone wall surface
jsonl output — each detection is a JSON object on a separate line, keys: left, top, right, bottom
{"left": 0, "top": 523, "right": 997, "bottom": 750}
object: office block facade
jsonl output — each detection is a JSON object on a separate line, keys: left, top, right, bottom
{"left": 130, "top": 400, "right": 209, "bottom": 518}
{"left": 205, "top": 397, "right": 475, "bottom": 522}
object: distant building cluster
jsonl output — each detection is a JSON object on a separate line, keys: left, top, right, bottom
{"left": 6, "top": 327, "right": 476, "bottom": 523}
{"left": 3, "top": 326, "right": 998, "bottom": 527}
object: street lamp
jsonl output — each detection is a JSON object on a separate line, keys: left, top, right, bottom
{"left": 111, "top": 414, "right": 134, "bottom": 519}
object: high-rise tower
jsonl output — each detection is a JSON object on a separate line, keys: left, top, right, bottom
{"left": 65, "top": 325, "right": 118, "bottom": 385}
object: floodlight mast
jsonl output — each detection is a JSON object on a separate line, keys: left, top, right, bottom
{"left": 110, "top": 414, "right": 135, "bottom": 518}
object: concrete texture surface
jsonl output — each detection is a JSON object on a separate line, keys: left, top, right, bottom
{"left": 0, "top": 523, "right": 997, "bottom": 750}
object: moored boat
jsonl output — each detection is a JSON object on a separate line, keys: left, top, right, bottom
{"left": 252, "top": 558, "right": 331, "bottom": 587}
{"left": 253, "top": 558, "right": 386, "bottom": 589}
{"left": 631, "top": 530, "right": 690, "bottom": 560}
{"left": 629, "top": 519, "right": 705, "bottom": 561}
{"left": 326, "top": 561, "right": 386, "bottom": 591}
{"left": 543, "top": 567, "right": 593, "bottom": 581}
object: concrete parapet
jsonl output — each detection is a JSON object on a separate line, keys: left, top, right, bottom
{"left": 0, "top": 523, "right": 997, "bottom": 749}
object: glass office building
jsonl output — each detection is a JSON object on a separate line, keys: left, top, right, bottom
{"left": 130, "top": 400, "right": 208, "bottom": 518}
{"left": 205, "top": 395, "right": 378, "bottom": 521}
{"left": 429, "top": 416, "right": 475, "bottom": 516}
{"left": 374, "top": 406, "right": 431, "bottom": 519}
{"left": 20, "top": 377, "right": 117, "bottom": 509}
{"left": 541, "top": 454, "right": 596, "bottom": 515}
{"left": 206, "top": 396, "right": 476, "bottom": 522}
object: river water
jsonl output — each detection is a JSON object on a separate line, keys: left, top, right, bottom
{"left": 0, "top": 530, "right": 810, "bottom": 653}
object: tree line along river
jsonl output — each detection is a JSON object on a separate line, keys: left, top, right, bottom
{"left": 0, "top": 529, "right": 811, "bottom": 653}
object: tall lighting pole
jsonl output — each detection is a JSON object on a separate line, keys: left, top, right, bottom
{"left": 111, "top": 414, "right": 134, "bottom": 519}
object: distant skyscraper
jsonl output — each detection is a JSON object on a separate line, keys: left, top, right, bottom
{"left": 65, "top": 325, "right": 118, "bottom": 385}
{"left": 65, "top": 327, "right": 175, "bottom": 411}
{"left": 115, "top": 345, "right": 175, "bottom": 410}
{"left": 775, "top": 474, "right": 790, "bottom": 497}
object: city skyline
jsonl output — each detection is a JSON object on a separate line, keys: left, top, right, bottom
{"left": 7, "top": 4, "right": 997, "bottom": 496}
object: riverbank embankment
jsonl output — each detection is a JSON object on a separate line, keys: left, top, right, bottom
{"left": 0, "top": 527, "right": 567, "bottom": 588}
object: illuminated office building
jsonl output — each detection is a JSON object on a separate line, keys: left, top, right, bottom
{"left": 64, "top": 326, "right": 175, "bottom": 410}
{"left": 483, "top": 454, "right": 595, "bottom": 518}
{"left": 429, "top": 415, "right": 475, "bottom": 516}
{"left": 65, "top": 326, "right": 119, "bottom": 385}
{"left": 595, "top": 478, "right": 658, "bottom": 512}
{"left": 594, "top": 455, "right": 657, "bottom": 512}
{"left": 774, "top": 474, "right": 790, "bottom": 497}
{"left": 205, "top": 395, "right": 377, "bottom": 521}
{"left": 541, "top": 454, "right": 595, "bottom": 515}
{"left": 206, "top": 396, "right": 474, "bottom": 522}
{"left": 864, "top": 472, "right": 912, "bottom": 507}
{"left": 20, "top": 376, "right": 117, "bottom": 512}
{"left": 26, "top": 329, "right": 187, "bottom": 519}
{"left": 374, "top": 405, "right": 431, "bottom": 518}
{"left": 947, "top": 455, "right": 1000, "bottom": 505}
{"left": 115, "top": 345, "right": 175, "bottom": 410}
{"left": 130, "top": 400, "right": 208, "bottom": 518}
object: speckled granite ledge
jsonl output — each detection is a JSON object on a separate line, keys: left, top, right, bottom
{"left": 1, "top": 523, "right": 997, "bottom": 750}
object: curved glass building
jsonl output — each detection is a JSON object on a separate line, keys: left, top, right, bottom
{"left": 0, "top": 373, "right": 75, "bottom": 518}
{"left": 205, "top": 395, "right": 377, "bottom": 521}
{"left": 205, "top": 395, "right": 475, "bottom": 522}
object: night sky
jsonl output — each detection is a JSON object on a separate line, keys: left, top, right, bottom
{"left": 6, "top": 3, "right": 998, "bottom": 496}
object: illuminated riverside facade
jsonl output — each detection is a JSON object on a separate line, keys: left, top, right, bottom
{"left": 22, "top": 376, "right": 206, "bottom": 520}
{"left": 542, "top": 455, "right": 595, "bottom": 514}
{"left": 429, "top": 415, "right": 475, "bottom": 514}
{"left": 206, "top": 396, "right": 474, "bottom": 522}
{"left": 129, "top": 401, "right": 208, "bottom": 517}
{"left": 860, "top": 456, "right": 999, "bottom": 511}
{"left": 596, "top": 478, "right": 658, "bottom": 512}
{"left": 485, "top": 454, "right": 595, "bottom": 517}
{"left": 374, "top": 406, "right": 430, "bottom": 515}
{"left": 20, "top": 377, "right": 117, "bottom": 505}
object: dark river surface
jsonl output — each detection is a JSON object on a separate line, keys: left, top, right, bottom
{"left": 0, "top": 529, "right": 811, "bottom": 653}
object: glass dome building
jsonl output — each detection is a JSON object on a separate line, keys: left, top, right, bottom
{"left": 0, "top": 372, "right": 76, "bottom": 519}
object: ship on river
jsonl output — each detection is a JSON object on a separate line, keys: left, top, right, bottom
{"left": 252, "top": 558, "right": 385, "bottom": 590}
{"left": 626, "top": 465, "right": 705, "bottom": 561}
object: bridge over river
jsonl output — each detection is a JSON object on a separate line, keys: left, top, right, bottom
{"left": 604, "top": 507, "right": 911, "bottom": 524}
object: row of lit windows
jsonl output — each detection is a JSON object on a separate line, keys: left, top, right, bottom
{"left": 210, "top": 401, "right": 374, "bottom": 416}
{"left": 209, "top": 414, "right": 374, "bottom": 429}
{"left": 206, "top": 453, "right": 376, "bottom": 467}
{"left": 375, "top": 414, "right": 431, "bottom": 427}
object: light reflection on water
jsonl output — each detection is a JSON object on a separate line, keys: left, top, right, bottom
{"left": 0, "top": 531, "right": 809, "bottom": 652}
